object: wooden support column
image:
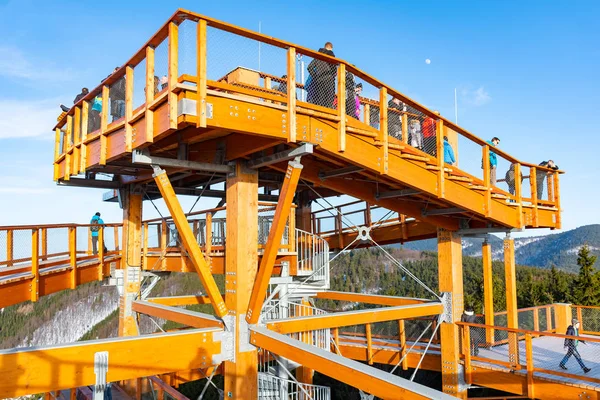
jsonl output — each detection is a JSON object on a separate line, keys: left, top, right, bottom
{"left": 196, "top": 19, "right": 207, "bottom": 128}
{"left": 504, "top": 234, "right": 519, "bottom": 366}
{"left": 225, "top": 161, "right": 259, "bottom": 400}
{"left": 437, "top": 228, "right": 467, "bottom": 399}
{"left": 6, "top": 230, "right": 13, "bottom": 267}
{"left": 482, "top": 239, "right": 494, "bottom": 345}
{"left": 247, "top": 159, "right": 302, "bottom": 324}
{"left": 118, "top": 187, "right": 143, "bottom": 337}
{"left": 295, "top": 191, "right": 312, "bottom": 233}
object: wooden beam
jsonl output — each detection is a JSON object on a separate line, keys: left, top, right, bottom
{"left": 132, "top": 300, "right": 223, "bottom": 329}
{"left": 504, "top": 235, "right": 519, "bottom": 366}
{"left": 380, "top": 87, "right": 388, "bottom": 174}
{"left": 246, "top": 159, "right": 302, "bottom": 324}
{"left": 31, "top": 229, "right": 39, "bottom": 302}
{"left": 314, "top": 291, "right": 431, "bottom": 307}
{"left": 146, "top": 295, "right": 213, "bottom": 306}
{"left": 267, "top": 303, "right": 443, "bottom": 333}
{"left": 0, "top": 329, "right": 222, "bottom": 399}
{"left": 152, "top": 168, "right": 228, "bottom": 318}
{"left": 250, "top": 326, "right": 455, "bottom": 400}
{"left": 145, "top": 46, "right": 155, "bottom": 143}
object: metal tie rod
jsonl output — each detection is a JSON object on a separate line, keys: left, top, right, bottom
{"left": 246, "top": 143, "right": 313, "bottom": 169}
{"left": 376, "top": 189, "right": 420, "bottom": 200}
{"left": 132, "top": 149, "right": 233, "bottom": 174}
{"left": 421, "top": 207, "right": 465, "bottom": 217}
{"left": 319, "top": 165, "right": 364, "bottom": 180}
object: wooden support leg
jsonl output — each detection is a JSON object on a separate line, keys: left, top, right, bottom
{"left": 504, "top": 234, "right": 519, "bottom": 367}
{"left": 118, "top": 186, "right": 143, "bottom": 337}
{"left": 246, "top": 159, "right": 303, "bottom": 324}
{"left": 437, "top": 228, "right": 467, "bottom": 399}
{"left": 482, "top": 239, "right": 494, "bottom": 345}
{"left": 152, "top": 167, "right": 228, "bottom": 318}
{"left": 224, "top": 161, "right": 259, "bottom": 400}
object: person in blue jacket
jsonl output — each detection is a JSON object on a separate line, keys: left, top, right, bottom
{"left": 90, "top": 212, "right": 107, "bottom": 255}
{"left": 482, "top": 137, "right": 500, "bottom": 186}
{"left": 443, "top": 136, "right": 456, "bottom": 166}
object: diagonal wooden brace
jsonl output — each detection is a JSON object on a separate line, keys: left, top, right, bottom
{"left": 246, "top": 159, "right": 303, "bottom": 324}
{"left": 152, "top": 167, "right": 228, "bottom": 319}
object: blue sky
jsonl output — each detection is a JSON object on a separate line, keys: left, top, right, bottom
{"left": 0, "top": 0, "right": 598, "bottom": 237}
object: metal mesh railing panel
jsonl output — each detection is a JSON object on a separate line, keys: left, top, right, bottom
{"left": 154, "top": 38, "right": 169, "bottom": 97}
{"left": 132, "top": 59, "right": 147, "bottom": 110}
{"left": 297, "top": 51, "right": 337, "bottom": 110}
{"left": 108, "top": 73, "right": 126, "bottom": 123}
{"left": 178, "top": 19, "right": 198, "bottom": 78}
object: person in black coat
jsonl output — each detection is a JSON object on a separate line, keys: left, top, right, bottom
{"left": 560, "top": 319, "right": 590, "bottom": 373}
{"left": 387, "top": 98, "right": 404, "bottom": 140}
{"left": 307, "top": 43, "right": 337, "bottom": 108}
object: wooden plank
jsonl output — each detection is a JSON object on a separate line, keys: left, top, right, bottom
{"left": 504, "top": 236, "right": 519, "bottom": 366}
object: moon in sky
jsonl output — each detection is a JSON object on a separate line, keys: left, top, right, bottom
{"left": 425, "top": 59, "right": 431, "bottom": 64}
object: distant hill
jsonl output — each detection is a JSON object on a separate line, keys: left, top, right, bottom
{"left": 398, "top": 224, "right": 600, "bottom": 272}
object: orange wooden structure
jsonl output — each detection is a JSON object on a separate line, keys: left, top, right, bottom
{"left": 0, "top": 8, "right": 581, "bottom": 400}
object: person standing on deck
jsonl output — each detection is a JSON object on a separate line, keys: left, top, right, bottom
{"left": 90, "top": 212, "right": 107, "bottom": 255}
{"left": 422, "top": 111, "right": 439, "bottom": 157}
{"left": 307, "top": 42, "right": 337, "bottom": 108}
{"left": 443, "top": 136, "right": 456, "bottom": 166}
{"left": 482, "top": 137, "right": 500, "bottom": 186}
{"left": 387, "top": 98, "right": 404, "bottom": 140}
{"left": 536, "top": 160, "right": 559, "bottom": 199}
{"left": 560, "top": 319, "right": 591, "bottom": 373}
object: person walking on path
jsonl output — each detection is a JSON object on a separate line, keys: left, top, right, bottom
{"left": 536, "top": 160, "right": 559, "bottom": 199}
{"left": 560, "top": 319, "right": 591, "bottom": 373}
{"left": 90, "top": 212, "right": 107, "bottom": 255}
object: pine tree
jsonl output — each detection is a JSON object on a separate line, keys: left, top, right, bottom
{"left": 549, "top": 265, "right": 569, "bottom": 303}
{"left": 573, "top": 245, "right": 599, "bottom": 306}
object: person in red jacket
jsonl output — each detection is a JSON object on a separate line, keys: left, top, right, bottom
{"left": 422, "top": 111, "right": 439, "bottom": 157}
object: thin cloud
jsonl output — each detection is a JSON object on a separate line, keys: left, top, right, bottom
{"left": 0, "top": 98, "right": 60, "bottom": 139}
{"left": 460, "top": 86, "right": 491, "bottom": 107}
{"left": 0, "top": 46, "right": 74, "bottom": 82}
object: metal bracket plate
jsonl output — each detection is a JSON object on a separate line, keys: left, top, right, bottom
{"left": 93, "top": 351, "right": 109, "bottom": 400}
{"left": 441, "top": 292, "right": 453, "bottom": 323}
{"left": 238, "top": 314, "right": 256, "bottom": 353}
{"left": 219, "top": 314, "right": 236, "bottom": 364}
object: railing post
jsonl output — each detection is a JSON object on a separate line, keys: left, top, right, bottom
{"left": 530, "top": 167, "right": 538, "bottom": 227}
{"left": 462, "top": 325, "right": 472, "bottom": 384}
{"left": 482, "top": 239, "right": 495, "bottom": 345}
{"left": 287, "top": 47, "right": 297, "bottom": 143}
{"left": 31, "top": 229, "right": 39, "bottom": 302}
{"left": 398, "top": 319, "right": 408, "bottom": 370}
{"left": 125, "top": 65, "right": 134, "bottom": 152}
{"left": 114, "top": 226, "right": 120, "bottom": 251}
{"left": 64, "top": 114, "right": 72, "bottom": 180}
{"left": 363, "top": 103, "right": 370, "bottom": 126}
{"left": 196, "top": 19, "right": 208, "bottom": 128}
{"left": 365, "top": 203, "right": 371, "bottom": 227}
{"left": 577, "top": 306, "right": 584, "bottom": 332}
{"left": 553, "top": 170, "right": 561, "bottom": 229}
{"left": 482, "top": 145, "right": 491, "bottom": 217}
{"left": 160, "top": 219, "right": 167, "bottom": 270}
{"left": 366, "top": 323, "right": 373, "bottom": 365}
{"left": 99, "top": 226, "right": 106, "bottom": 279}
{"left": 53, "top": 128, "right": 61, "bottom": 180}
{"left": 504, "top": 235, "right": 519, "bottom": 366}
{"left": 41, "top": 228, "right": 47, "bottom": 260}
{"left": 88, "top": 227, "right": 93, "bottom": 255}
{"left": 401, "top": 112, "right": 408, "bottom": 144}
{"left": 514, "top": 162, "right": 523, "bottom": 227}
{"left": 379, "top": 87, "right": 388, "bottom": 174}
{"left": 69, "top": 226, "right": 77, "bottom": 289}
{"left": 72, "top": 107, "right": 81, "bottom": 175}
{"left": 167, "top": 21, "right": 179, "bottom": 130}
{"left": 145, "top": 45, "right": 156, "bottom": 143}
{"left": 6, "top": 229, "right": 13, "bottom": 267}
{"left": 142, "top": 222, "right": 148, "bottom": 271}
{"left": 436, "top": 119, "right": 445, "bottom": 198}
{"left": 525, "top": 333, "right": 535, "bottom": 399}
{"left": 100, "top": 85, "right": 109, "bottom": 165}
{"left": 546, "top": 306, "right": 553, "bottom": 331}
{"left": 336, "top": 207, "right": 343, "bottom": 248}
{"left": 80, "top": 98, "right": 89, "bottom": 173}
{"left": 333, "top": 328, "right": 340, "bottom": 354}
{"left": 533, "top": 308, "right": 540, "bottom": 334}
{"left": 205, "top": 213, "right": 213, "bottom": 255}
{"left": 337, "top": 63, "right": 346, "bottom": 152}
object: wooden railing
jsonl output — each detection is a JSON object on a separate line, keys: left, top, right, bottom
{"left": 52, "top": 9, "right": 562, "bottom": 229}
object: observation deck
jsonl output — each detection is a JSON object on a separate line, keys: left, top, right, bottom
{"left": 0, "top": 8, "right": 576, "bottom": 400}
